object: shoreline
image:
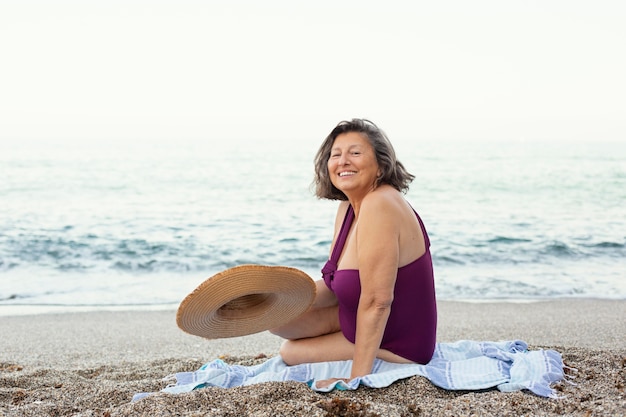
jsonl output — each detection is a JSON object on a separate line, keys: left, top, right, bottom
{"left": 1, "top": 299, "right": 624, "bottom": 416}
{"left": 1, "top": 295, "right": 623, "bottom": 317}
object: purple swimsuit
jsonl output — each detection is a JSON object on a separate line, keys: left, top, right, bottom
{"left": 322, "top": 205, "right": 437, "bottom": 364}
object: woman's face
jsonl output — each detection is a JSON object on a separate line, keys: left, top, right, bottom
{"left": 327, "top": 132, "right": 380, "bottom": 197}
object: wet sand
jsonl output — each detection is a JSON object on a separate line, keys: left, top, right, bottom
{"left": 1, "top": 299, "right": 624, "bottom": 416}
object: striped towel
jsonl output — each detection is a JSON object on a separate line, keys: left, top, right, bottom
{"left": 133, "top": 340, "right": 564, "bottom": 401}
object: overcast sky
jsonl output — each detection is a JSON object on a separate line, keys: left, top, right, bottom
{"left": 1, "top": 0, "right": 624, "bottom": 144}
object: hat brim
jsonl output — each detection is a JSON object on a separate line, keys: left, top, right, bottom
{"left": 176, "top": 265, "right": 316, "bottom": 339}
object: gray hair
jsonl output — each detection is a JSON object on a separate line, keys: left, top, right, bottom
{"left": 313, "top": 118, "right": 414, "bottom": 200}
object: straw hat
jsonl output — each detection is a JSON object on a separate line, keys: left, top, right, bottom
{"left": 176, "top": 264, "right": 316, "bottom": 339}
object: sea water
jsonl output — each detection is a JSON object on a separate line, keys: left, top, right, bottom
{"left": 0, "top": 137, "right": 624, "bottom": 314}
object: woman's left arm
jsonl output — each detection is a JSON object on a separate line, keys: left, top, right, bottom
{"left": 350, "top": 194, "right": 401, "bottom": 379}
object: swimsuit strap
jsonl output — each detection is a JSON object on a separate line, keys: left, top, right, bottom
{"left": 414, "top": 210, "right": 431, "bottom": 248}
{"left": 329, "top": 204, "right": 355, "bottom": 264}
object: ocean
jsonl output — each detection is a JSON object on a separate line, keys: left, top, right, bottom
{"left": 1, "top": 137, "right": 624, "bottom": 315}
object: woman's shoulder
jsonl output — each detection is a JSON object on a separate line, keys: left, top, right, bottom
{"left": 362, "top": 185, "right": 405, "bottom": 212}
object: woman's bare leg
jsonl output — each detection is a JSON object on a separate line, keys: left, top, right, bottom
{"left": 270, "top": 279, "right": 340, "bottom": 339}
{"left": 279, "top": 331, "right": 354, "bottom": 365}
{"left": 279, "top": 330, "right": 415, "bottom": 366}
{"left": 270, "top": 305, "right": 340, "bottom": 340}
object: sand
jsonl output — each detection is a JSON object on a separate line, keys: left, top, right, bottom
{"left": 1, "top": 299, "right": 624, "bottom": 416}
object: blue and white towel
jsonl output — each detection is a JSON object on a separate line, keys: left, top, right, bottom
{"left": 133, "top": 340, "right": 565, "bottom": 401}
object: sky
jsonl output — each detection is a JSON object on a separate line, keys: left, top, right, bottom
{"left": 1, "top": 0, "right": 625, "bottom": 145}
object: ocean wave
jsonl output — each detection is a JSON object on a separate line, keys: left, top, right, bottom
{"left": 0, "top": 293, "right": 25, "bottom": 302}
{"left": 586, "top": 241, "right": 625, "bottom": 249}
{"left": 432, "top": 255, "right": 465, "bottom": 265}
{"left": 433, "top": 236, "right": 626, "bottom": 266}
{"left": 487, "top": 236, "right": 533, "bottom": 244}
{"left": 1, "top": 231, "right": 624, "bottom": 275}
{"left": 543, "top": 241, "right": 579, "bottom": 257}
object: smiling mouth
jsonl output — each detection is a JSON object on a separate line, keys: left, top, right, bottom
{"left": 339, "top": 171, "right": 356, "bottom": 177}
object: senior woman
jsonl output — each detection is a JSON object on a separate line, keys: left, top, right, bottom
{"left": 270, "top": 119, "right": 437, "bottom": 386}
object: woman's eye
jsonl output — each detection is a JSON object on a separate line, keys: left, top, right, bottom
{"left": 351, "top": 151, "right": 361, "bottom": 156}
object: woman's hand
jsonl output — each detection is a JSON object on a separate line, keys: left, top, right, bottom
{"left": 315, "top": 377, "right": 351, "bottom": 389}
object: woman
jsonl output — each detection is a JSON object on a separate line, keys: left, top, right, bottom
{"left": 270, "top": 118, "right": 437, "bottom": 386}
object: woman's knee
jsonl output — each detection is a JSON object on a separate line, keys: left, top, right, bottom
{"left": 278, "top": 340, "right": 300, "bottom": 366}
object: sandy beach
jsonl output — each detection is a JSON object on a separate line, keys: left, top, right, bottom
{"left": 1, "top": 299, "right": 624, "bottom": 416}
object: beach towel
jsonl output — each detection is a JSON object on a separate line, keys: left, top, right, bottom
{"left": 133, "top": 340, "right": 565, "bottom": 401}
